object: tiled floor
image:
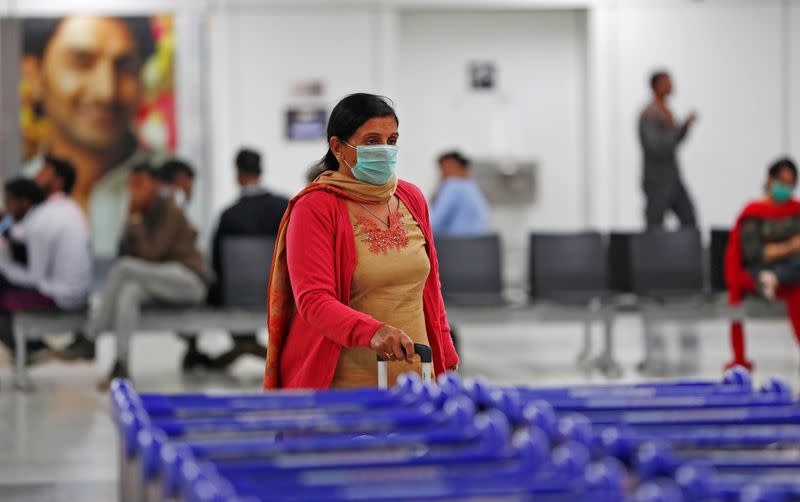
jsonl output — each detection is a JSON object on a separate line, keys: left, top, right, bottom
{"left": 0, "top": 315, "right": 798, "bottom": 501}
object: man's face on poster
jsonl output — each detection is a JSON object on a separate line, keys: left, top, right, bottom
{"left": 39, "top": 16, "right": 142, "bottom": 153}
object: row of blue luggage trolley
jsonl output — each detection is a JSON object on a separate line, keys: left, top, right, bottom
{"left": 112, "top": 345, "right": 800, "bottom": 502}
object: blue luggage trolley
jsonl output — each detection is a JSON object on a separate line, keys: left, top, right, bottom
{"left": 113, "top": 361, "right": 798, "bottom": 502}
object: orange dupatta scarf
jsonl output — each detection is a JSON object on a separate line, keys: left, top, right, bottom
{"left": 263, "top": 171, "right": 397, "bottom": 389}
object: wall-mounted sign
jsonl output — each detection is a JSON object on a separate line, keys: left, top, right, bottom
{"left": 469, "top": 61, "right": 496, "bottom": 90}
{"left": 286, "top": 106, "right": 327, "bottom": 141}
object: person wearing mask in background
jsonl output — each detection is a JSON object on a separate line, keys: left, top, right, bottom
{"left": 181, "top": 148, "right": 289, "bottom": 371}
{"left": 640, "top": 70, "right": 698, "bottom": 228}
{"left": 725, "top": 158, "right": 800, "bottom": 371}
{"left": 264, "top": 93, "right": 458, "bottom": 390}
{"left": 22, "top": 16, "right": 167, "bottom": 257}
{"left": 429, "top": 151, "right": 490, "bottom": 237}
{"left": 0, "top": 157, "right": 92, "bottom": 362}
{"left": 158, "top": 159, "right": 196, "bottom": 208}
{"left": 1, "top": 178, "right": 46, "bottom": 266}
{"left": 60, "top": 163, "right": 208, "bottom": 389}
{"left": 156, "top": 158, "right": 207, "bottom": 370}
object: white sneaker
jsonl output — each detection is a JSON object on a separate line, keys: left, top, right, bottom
{"left": 758, "top": 270, "right": 779, "bottom": 300}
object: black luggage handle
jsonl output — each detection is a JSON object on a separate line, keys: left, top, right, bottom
{"left": 376, "top": 343, "right": 432, "bottom": 363}
{"left": 377, "top": 343, "right": 433, "bottom": 389}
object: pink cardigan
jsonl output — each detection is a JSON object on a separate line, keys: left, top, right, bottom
{"left": 278, "top": 179, "right": 459, "bottom": 388}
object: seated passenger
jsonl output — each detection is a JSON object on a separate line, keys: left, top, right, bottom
{"left": 725, "top": 157, "right": 800, "bottom": 371}
{"left": 0, "top": 158, "right": 91, "bottom": 362}
{"left": 182, "top": 148, "right": 289, "bottom": 371}
{"left": 63, "top": 163, "right": 208, "bottom": 389}
{"left": 429, "top": 151, "right": 490, "bottom": 237}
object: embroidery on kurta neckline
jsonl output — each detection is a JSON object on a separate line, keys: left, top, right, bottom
{"left": 357, "top": 212, "right": 409, "bottom": 254}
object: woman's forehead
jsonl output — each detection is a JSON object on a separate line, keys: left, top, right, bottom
{"left": 352, "top": 116, "right": 398, "bottom": 137}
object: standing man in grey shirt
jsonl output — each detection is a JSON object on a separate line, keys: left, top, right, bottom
{"left": 639, "top": 70, "right": 698, "bottom": 227}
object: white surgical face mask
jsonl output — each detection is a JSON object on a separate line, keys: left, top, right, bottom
{"left": 342, "top": 142, "right": 399, "bottom": 186}
{"left": 173, "top": 189, "right": 188, "bottom": 207}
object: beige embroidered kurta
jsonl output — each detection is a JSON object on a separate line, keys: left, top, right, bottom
{"left": 329, "top": 201, "right": 431, "bottom": 388}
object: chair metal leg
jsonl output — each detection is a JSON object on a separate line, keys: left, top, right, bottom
{"left": 594, "top": 313, "right": 622, "bottom": 379}
{"left": 576, "top": 320, "right": 593, "bottom": 369}
{"left": 13, "top": 319, "right": 32, "bottom": 391}
{"left": 638, "top": 315, "right": 668, "bottom": 377}
{"left": 677, "top": 325, "right": 700, "bottom": 375}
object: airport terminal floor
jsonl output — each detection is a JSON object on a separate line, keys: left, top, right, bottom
{"left": 0, "top": 315, "right": 797, "bottom": 501}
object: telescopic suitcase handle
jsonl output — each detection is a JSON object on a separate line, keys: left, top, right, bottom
{"left": 377, "top": 343, "right": 433, "bottom": 389}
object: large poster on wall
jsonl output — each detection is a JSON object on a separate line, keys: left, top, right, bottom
{"left": 19, "top": 14, "right": 176, "bottom": 256}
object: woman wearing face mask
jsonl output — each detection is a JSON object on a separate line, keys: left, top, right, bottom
{"left": 263, "top": 94, "right": 459, "bottom": 389}
{"left": 725, "top": 157, "right": 800, "bottom": 371}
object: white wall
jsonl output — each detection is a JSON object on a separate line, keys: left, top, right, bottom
{"left": 602, "top": 0, "right": 787, "bottom": 231}
{"left": 791, "top": 2, "right": 800, "bottom": 161}
{"left": 207, "top": 6, "right": 588, "bottom": 237}
{"left": 396, "top": 10, "right": 586, "bottom": 226}
{"left": 207, "top": 5, "right": 384, "bottom": 216}
{"left": 208, "top": 0, "right": 800, "bottom": 238}
{"left": 396, "top": 10, "right": 586, "bottom": 285}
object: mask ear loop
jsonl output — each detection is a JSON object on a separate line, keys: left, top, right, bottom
{"left": 340, "top": 141, "right": 357, "bottom": 170}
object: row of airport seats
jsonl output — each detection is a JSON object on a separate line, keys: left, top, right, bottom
{"left": 8, "top": 237, "right": 277, "bottom": 390}
{"left": 434, "top": 228, "right": 782, "bottom": 377}
{"left": 437, "top": 228, "right": 733, "bottom": 305}
{"left": 7, "top": 228, "right": 775, "bottom": 389}
{"left": 111, "top": 366, "right": 800, "bottom": 502}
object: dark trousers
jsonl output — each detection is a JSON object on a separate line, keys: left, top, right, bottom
{"left": 644, "top": 179, "right": 697, "bottom": 228}
{"left": 772, "top": 257, "right": 800, "bottom": 285}
{"left": 751, "top": 256, "right": 800, "bottom": 289}
{"left": 0, "top": 274, "right": 55, "bottom": 353}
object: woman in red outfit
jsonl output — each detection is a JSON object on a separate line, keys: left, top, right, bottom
{"left": 264, "top": 94, "right": 459, "bottom": 389}
{"left": 725, "top": 158, "right": 800, "bottom": 370}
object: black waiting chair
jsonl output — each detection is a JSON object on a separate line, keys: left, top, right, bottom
{"left": 629, "top": 228, "right": 705, "bottom": 299}
{"left": 434, "top": 234, "right": 506, "bottom": 365}
{"left": 10, "top": 239, "right": 275, "bottom": 390}
{"left": 628, "top": 228, "right": 705, "bottom": 376}
{"left": 220, "top": 236, "right": 276, "bottom": 307}
{"left": 608, "top": 232, "right": 635, "bottom": 296}
{"left": 709, "top": 228, "right": 730, "bottom": 294}
{"left": 528, "top": 232, "right": 620, "bottom": 376}
{"left": 528, "top": 232, "right": 611, "bottom": 304}
{"left": 435, "top": 234, "right": 505, "bottom": 306}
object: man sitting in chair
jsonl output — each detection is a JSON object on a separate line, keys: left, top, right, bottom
{"left": 0, "top": 158, "right": 91, "bottom": 363}
{"left": 181, "top": 148, "right": 289, "bottom": 371}
{"left": 61, "top": 163, "right": 208, "bottom": 389}
{"left": 725, "top": 157, "right": 800, "bottom": 371}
